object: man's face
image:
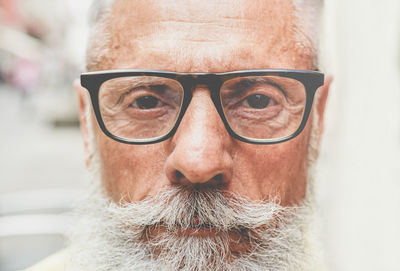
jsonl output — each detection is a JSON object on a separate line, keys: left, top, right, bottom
{"left": 74, "top": 0, "right": 329, "bottom": 269}
{"left": 90, "top": 0, "right": 315, "bottom": 206}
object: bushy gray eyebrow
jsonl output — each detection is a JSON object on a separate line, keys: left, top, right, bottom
{"left": 226, "top": 78, "right": 287, "bottom": 98}
{"left": 115, "top": 83, "right": 169, "bottom": 106}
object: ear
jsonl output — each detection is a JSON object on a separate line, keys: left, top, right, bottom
{"left": 316, "top": 75, "right": 333, "bottom": 143}
{"left": 74, "top": 79, "right": 92, "bottom": 168}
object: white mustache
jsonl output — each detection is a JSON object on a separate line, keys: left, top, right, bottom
{"left": 97, "top": 186, "right": 298, "bottom": 233}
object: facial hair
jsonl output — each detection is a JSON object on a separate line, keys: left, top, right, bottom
{"left": 66, "top": 181, "right": 323, "bottom": 271}
{"left": 66, "top": 106, "right": 325, "bottom": 271}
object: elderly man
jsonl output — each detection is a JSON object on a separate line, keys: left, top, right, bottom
{"left": 25, "top": 0, "right": 331, "bottom": 270}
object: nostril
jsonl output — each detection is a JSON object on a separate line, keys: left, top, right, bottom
{"left": 213, "top": 174, "right": 223, "bottom": 182}
{"left": 173, "top": 171, "right": 225, "bottom": 186}
{"left": 175, "top": 170, "right": 184, "bottom": 181}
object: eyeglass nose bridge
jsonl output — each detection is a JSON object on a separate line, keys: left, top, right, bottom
{"left": 177, "top": 73, "right": 223, "bottom": 91}
{"left": 173, "top": 74, "right": 233, "bottom": 141}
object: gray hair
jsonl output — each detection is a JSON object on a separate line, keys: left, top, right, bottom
{"left": 85, "top": 0, "right": 113, "bottom": 70}
{"left": 88, "top": 0, "right": 113, "bottom": 25}
{"left": 86, "top": 0, "right": 324, "bottom": 70}
{"left": 293, "top": 0, "right": 324, "bottom": 68}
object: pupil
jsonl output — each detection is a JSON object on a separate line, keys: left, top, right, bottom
{"left": 136, "top": 96, "right": 158, "bottom": 109}
{"left": 247, "top": 94, "right": 270, "bottom": 109}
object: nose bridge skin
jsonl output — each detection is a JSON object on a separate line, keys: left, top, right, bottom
{"left": 164, "top": 85, "right": 234, "bottom": 187}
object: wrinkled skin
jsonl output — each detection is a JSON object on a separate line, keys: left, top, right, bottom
{"left": 77, "top": 0, "right": 330, "bottom": 209}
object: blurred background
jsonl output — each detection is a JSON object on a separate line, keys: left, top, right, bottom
{"left": 0, "top": 0, "right": 399, "bottom": 270}
{"left": 0, "top": 0, "right": 89, "bottom": 270}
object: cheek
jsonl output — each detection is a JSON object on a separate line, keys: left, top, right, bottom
{"left": 231, "top": 121, "right": 312, "bottom": 206}
{"left": 95, "top": 127, "right": 169, "bottom": 202}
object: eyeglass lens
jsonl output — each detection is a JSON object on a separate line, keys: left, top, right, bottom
{"left": 98, "top": 75, "right": 306, "bottom": 141}
{"left": 220, "top": 76, "right": 306, "bottom": 140}
{"left": 99, "top": 76, "right": 184, "bottom": 140}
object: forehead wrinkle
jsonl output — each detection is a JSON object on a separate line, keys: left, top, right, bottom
{"left": 113, "top": 41, "right": 277, "bottom": 73}
{"left": 110, "top": 1, "right": 295, "bottom": 45}
{"left": 93, "top": 0, "right": 312, "bottom": 72}
{"left": 113, "top": 0, "right": 295, "bottom": 22}
{"left": 137, "top": 21, "right": 261, "bottom": 43}
{"left": 111, "top": 33, "right": 307, "bottom": 73}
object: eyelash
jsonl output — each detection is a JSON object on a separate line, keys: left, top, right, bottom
{"left": 129, "top": 95, "right": 165, "bottom": 109}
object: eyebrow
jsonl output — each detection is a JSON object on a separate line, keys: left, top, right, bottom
{"left": 228, "top": 78, "right": 287, "bottom": 97}
{"left": 106, "top": 77, "right": 173, "bottom": 90}
{"left": 116, "top": 83, "right": 169, "bottom": 105}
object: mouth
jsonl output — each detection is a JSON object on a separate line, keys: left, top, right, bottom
{"left": 183, "top": 216, "right": 215, "bottom": 230}
{"left": 187, "top": 222, "right": 214, "bottom": 229}
{"left": 175, "top": 223, "right": 219, "bottom": 237}
{"left": 155, "top": 218, "right": 220, "bottom": 237}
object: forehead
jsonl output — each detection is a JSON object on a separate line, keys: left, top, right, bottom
{"left": 99, "top": 0, "right": 312, "bottom": 72}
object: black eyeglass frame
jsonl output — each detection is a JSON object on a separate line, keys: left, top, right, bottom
{"left": 80, "top": 69, "right": 324, "bottom": 145}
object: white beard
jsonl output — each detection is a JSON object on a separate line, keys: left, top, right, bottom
{"left": 66, "top": 105, "right": 325, "bottom": 271}
{"left": 66, "top": 178, "right": 324, "bottom": 271}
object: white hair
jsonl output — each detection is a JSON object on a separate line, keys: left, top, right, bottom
{"left": 293, "top": 0, "right": 324, "bottom": 68}
{"left": 85, "top": 0, "right": 113, "bottom": 70}
{"left": 88, "top": 0, "right": 113, "bottom": 25}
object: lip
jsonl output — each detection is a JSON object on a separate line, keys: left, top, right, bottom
{"left": 175, "top": 224, "right": 219, "bottom": 237}
{"left": 173, "top": 217, "right": 220, "bottom": 237}
{"left": 155, "top": 218, "right": 221, "bottom": 237}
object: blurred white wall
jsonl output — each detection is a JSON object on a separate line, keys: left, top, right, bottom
{"left": 318, "top": 0, "right": 400, "bottom": 270}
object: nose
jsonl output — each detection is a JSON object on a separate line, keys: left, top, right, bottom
{"left": 164, "top": 86, "right": 233, "bottom": 187}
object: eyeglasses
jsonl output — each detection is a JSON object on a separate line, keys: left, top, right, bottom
{"left": 80, "top": 69, "right": 324, "bottom": 145}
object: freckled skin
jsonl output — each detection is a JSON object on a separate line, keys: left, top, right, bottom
{"left": 82, "top": 0, "right": 323, "bottom": 206}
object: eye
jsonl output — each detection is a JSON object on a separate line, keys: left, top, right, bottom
{"left": 243, "top": 94, "right": 271, "bottom": 109}
{"left": 131, "top": 95, "right": 163, "bottom": 109}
